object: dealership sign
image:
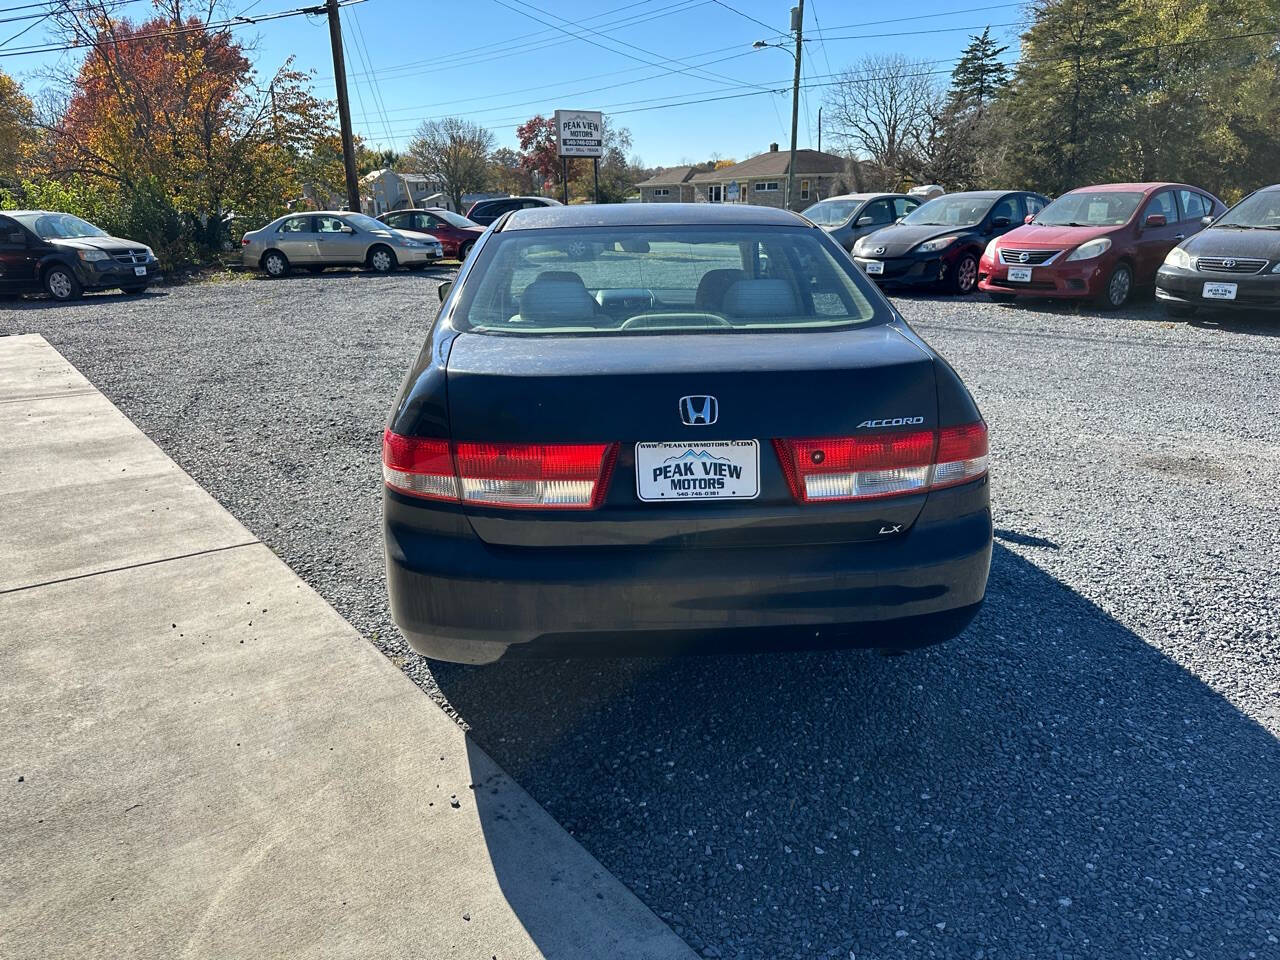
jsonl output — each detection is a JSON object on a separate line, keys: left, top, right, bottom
{"left": 555, "top": 109, "right": 604, "bottom": 158}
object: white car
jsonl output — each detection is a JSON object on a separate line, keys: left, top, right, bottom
{"left": 241, "top": 211, "right": 443, "bottom": 277}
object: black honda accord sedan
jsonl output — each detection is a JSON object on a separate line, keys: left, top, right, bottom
{"left": 383, "top": 203, "right": 992, "bottom": 663}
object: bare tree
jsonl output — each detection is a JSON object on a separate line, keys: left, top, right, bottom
{"left": 405, "top": 117, "right": 495, "bottom": 213}
{"left": 822, "top": 54, "right": 941, "bottom": 189}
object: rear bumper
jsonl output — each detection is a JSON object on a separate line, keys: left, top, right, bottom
{"left": 978, "top": 257, "right": 1106, "bottom": 298}
{"left": 385, "top": 481, "right": 992, "bottom": 663}
{"left": 1156, "top": 267, "right": 1280, "bottom": 311}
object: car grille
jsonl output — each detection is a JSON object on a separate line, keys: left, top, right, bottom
{"left": 999, "top": 249, "right": 1059, "bottom": 265}
{"left": 1195, "top": 256, "right": 1267, "bottom": 274}
{"left": 112, "top": 249, "right": 149, "bottom": 265}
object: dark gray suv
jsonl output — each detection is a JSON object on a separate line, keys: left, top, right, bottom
{"left": 802, "top": 193, "right": 921, "bottom": 252}
{"left": 465, "top": 196, "right": 563, "bottom": 226}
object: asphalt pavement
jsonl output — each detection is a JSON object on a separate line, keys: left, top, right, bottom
{"left": 3, "top": 272, "right": 1277, "bottom": 959}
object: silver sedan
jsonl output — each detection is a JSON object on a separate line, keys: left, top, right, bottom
{"left": 241, "top": 211, "right": 444, "bottom": 277}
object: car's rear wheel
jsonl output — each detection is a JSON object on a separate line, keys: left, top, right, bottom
{"left": 458, "top": 241, "right": 475, "bottom": 261}
{"left": 262, "top": 250, "right": 289, "bottom": 277}
{"left": 43, "top": 265, "right": 82, "bottom": 302}
{"left": 564, "top": 238, "right": 593, "bottom": 260}
{"left": 950, "top": 253, "right": 979, "bottom": 294}
{"left": 1098, "top": 262, "right": 1133, "bottom": 310}
{"left": 368, "top": 246, "right": 397, "bottom": 273}
{"left": 987, "top": 291, "right": 1017, "bottom": 303}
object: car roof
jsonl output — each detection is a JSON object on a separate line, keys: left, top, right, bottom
{"left": 1066, "top": 182, "right": 1193, "bottom": 194}
{"left": 927, "top": 190, "right": 1029, "bottom": 200}
{"left": 502, "top": 202, "right": 810, "bottom": 230}
{"left": 810, "top": 193, "right": 902, "bottom": 203}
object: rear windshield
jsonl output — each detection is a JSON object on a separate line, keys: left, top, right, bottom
{"left": 451, "top": 226, "right": 880, "bottom": 335}
{"left": 1036, "top": 191, "right": 1144, "bottom": 227}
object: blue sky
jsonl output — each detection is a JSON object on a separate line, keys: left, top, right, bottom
{"left": 6, "top": 0, "right": 1027, "bottom": 167}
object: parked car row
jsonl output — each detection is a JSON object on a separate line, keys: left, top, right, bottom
{"left": 806, "top": 180, "right": 1280, "bottom": 316}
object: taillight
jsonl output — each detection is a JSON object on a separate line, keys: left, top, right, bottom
{"left": 382, "top": 431, "right": 457, "bottom": 502}
{"left": 382, "top": 430, "right": 617, "bottom": 510}
{"left": 241, "top": 235, "right": 249, "bottom": 246}
{"left": 773, "top": 422, "right": 987, "bottom": 503}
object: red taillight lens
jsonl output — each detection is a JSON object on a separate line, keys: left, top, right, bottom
{"left": 774, "top": 422, "right": 987, "bottom": 503}
{"left": 382, "top": 430, "right": 457, "bottom": 502}
{"left": 382, "top": 431, "right": 617, "bottom": 510}
{"left": 932, "top": 423, "right": 989, "bottom": 490}
{"left": 241, "top": 236, "right": 249, "bottom": 246}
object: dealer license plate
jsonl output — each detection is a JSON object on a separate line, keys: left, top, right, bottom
{"left": 863, "top": 260, "right": 884, "bottom": 275}
{"left": 133, "top": 266, "right": 147, "bottom": 277}
{"left": 635, "top": 440, "right": 759, "bottom": 502}
{"left": 1007, "top": 266, "right": 1033, "bottom": 283}
{"left": 1202, "top": 281, "right": 1237, "bottom": 300}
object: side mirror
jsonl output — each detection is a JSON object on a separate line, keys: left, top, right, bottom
{"left": 1143, "top": 213, "right": 1167, "bottom": 228}
{"left": 855, "top": 215, "right": 874, "bottom": 227}
{"left": 991, "top": 216, "right": 1011, "bottom": 228}
{"left": 341, "top": 225, "right": 355, "bottom": 234}
{"left": 1200, "top": 214, "right": 1215, "bottom": 228}
{"left": 894, "top": 217, "right": 904, "bottom": 224}
{"left": 1024, "top": 214, "right": 1035, "bottom": 224}
{"left": 437, "top": 280, "right": 452, "bottom": 303}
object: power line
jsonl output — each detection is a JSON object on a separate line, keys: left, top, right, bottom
{"left": 0, "top": 0, "right": 367, "bottom": 59}
{"left": 707, "top": 0, "right": 784, "bottom": 38}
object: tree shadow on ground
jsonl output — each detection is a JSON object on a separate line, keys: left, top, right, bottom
{"left": 439, "top": 544, "right": 1279, "bottom": 959}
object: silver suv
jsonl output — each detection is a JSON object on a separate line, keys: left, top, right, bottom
{"left": 241, "top": 211, "right": 443, "bottom": 277}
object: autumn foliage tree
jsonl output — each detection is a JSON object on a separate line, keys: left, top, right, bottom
{"left": 33, "top": 0, "right": 337, "bottom": 263}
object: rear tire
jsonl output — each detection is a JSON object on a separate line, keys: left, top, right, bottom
{"left": 987, "top": 291, "right": 1017, "bottom": 303}
{"left": 458, "top": 241, "right": 474, "bottom": 262}
{"left": 949, "top": 252, "right": 979, "bottom": 294}
{"left": 368, "top": 246, "right": 397, "bottom": 273}
{"left": 262, "top": 250, "right": 289, "bottom": 277}
{"left": 1097, "top": 262, "right": 1133, "bottom": 310}
{"left": 43, "top": 264, "right": 82, "bottom": 302}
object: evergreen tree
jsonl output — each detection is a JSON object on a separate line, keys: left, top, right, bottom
{"left": 947, "top": 27, "right": 1010, "bottom": 116}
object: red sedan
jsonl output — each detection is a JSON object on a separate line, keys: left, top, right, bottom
{"left": 978, "top": 182, "right": 1225, "bottom": 309}
{"left": 376, "top": 208, "right": 485, "bottom": 261}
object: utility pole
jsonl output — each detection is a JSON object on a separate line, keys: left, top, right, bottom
{"left": 325, "top": 0, "right": 361, "bottom": 213}
{"left": 817, "top": 105, "right": 821, "bottom": 153}
{"left": 786, "top": 0, "right": 804, "bottom": 212}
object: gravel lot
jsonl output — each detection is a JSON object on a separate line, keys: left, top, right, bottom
{"left": 4, "top": 271, "right": 1278, "bottom": 959}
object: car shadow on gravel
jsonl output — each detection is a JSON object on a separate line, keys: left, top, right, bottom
{"left": 437, "top": 544, "right": 1279, "bottom": 959}
{"left": 2, "top": 290, "right": 170, "bottom": 310}
{"left": 1188, "top": 311, "right": 1280, "bottom": 338}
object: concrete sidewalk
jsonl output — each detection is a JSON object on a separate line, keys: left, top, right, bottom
{"left": 0, "top": 334, "right": 695, "bottom": 960}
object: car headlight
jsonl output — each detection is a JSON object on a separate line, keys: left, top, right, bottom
{"left": 400, "top": 239, "right": 422, "bottom": 248}
{"left": 77, "top": 249, "right": 109, "bottom": 262}
{"left": 915, "top": 235, "right": 959, "bottom": 253}
{"left": 1065, "top": 237, "right": 1112, "bottom": 261}
{"left": 143, "top": 246, "right": 155, "bottom": 259}
{"left": 983, "top": 238, "right": 1000, "bottom": 261}
{"left": 1162, "top": 246, "right": 1192, "bottom": 270}
{"left": 1271, "top": 261, "right": 1280, "bottom": 274}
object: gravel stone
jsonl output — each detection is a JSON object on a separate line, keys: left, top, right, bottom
{"left": 4, "top": 276, "right": 1279, "bottom": 958}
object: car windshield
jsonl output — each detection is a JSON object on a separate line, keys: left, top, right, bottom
{"left": 433, "top": 209, "right": 479, "bottom": 228}
{"left": 802, "top": 198, "right": 862, "bottom": 226}
{"left": 344, "top": 213, "right": 390, "bottom": 233}
{"left": 1213, "top": 190, "right": 1280, "bottom": 229}
{"left": 453, "top": 226, "right": 879, "bottom": 335}
{"left": 25, "top": 213, "right": 109, "bottom": 240}
{"left": 901, "top": 195, "right": 994, "bottom": 227}
{"left": 1035, "top": 191, "right": 1144, "bottom": 227}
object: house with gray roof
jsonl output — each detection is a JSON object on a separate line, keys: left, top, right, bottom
{"left": 635, "top": 165, "right": 698, "bottom": 203}
{"left": 689, "top": 144, "right": 855, "bottom": 211}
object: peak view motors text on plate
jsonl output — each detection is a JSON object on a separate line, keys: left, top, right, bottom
{"left": 382, "top": 203, "right": 992, "bottom": 664}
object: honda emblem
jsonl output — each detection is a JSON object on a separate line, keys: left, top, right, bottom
{"left": 679, "top": 396, "right": 718, "bottom": 426}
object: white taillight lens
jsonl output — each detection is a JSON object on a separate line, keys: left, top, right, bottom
{"left": 774, "top": 422, "right": 988, "bottom": 504}
{"left": 454, "top": 442, "right": 617, "bottom": 510}
{"left": 382, "top": 430, "right": 458, "bottom": 501}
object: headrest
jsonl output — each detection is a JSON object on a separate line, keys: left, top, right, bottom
{"left": 721, "top": 278, "right": 800, "bottom": 318}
